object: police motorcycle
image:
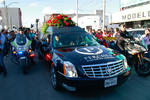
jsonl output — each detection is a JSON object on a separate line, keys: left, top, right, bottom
{"left": 11, "top": 35, "right": 35, "bottom": 74}
{"left": 108, "top": 37, "right": 150, "bottom": 76}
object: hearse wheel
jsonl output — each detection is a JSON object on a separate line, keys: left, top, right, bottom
{"left": 50, "top": 64, "right": 61, "bottom": 90}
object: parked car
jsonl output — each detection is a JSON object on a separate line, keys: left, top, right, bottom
{"left": 39, "top": 26, "right": 131, "bottom": 91}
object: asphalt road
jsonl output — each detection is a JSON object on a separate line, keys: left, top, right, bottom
{"left": 0, "top": 55, "right": 150, "bottom": 100}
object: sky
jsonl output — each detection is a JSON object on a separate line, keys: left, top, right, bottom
{"left": 2, "top": 0, "right": 120, "bottom": 27}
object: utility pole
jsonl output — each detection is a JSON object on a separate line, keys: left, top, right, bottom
{"left": 76, "top": 0, "right": 78, "bottom": 26}
{"left": 102, "top": 0, "right": 106, "bottom": 33}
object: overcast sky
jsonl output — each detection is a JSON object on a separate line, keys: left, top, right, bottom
{"left": 1, "top": 0, "right": 120, "bottom": 27}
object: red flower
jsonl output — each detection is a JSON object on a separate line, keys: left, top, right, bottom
{"left": 64, "top": 21, "right": 66, "bottom": 23}
{"left": 59, "top": 16, "right": 63, "bottom": 20}
{"left": 66, "top": 22, "right": 69, "bottom": 26}
{"left": 68, "top": 17, "right": 71, "bottom": 20}
{"left": 55, "top": 16, "right": 59, "bottom": 19}
{"left": 57, "top": 15, "right": 60, "bottom": 17}
{"left": 57, "top": 21, "right": 60, "bottom": 24}
{"left": 50, "top": 17, "right": 53, "bottom": 20}
{"left": 47, "top": 20, "right": 51, "bottom": 23}
{"left": 53, "top": 20, "right": 56, "bottom": 23}
{"left": 63, "top": 15, "right": 68, "bottom": 17}
{"left": 59, "top": 14, "right": 62, "bottom": 17}
{"left": 56, "top": 18, "right": 59, "bottom": 21}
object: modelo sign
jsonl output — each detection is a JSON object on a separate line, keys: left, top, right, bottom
{"left": 111, "top": 4, "right": 150, "bottom": 24}
{"left": 122, "top": 11, "right": 150, "bottom": 21}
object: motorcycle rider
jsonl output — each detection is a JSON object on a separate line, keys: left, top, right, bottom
{"left": 116, "top": 24, "right": 133, "bottom": 53}
{"left": 16, "top": 27, "right": 27, "bottom": 45}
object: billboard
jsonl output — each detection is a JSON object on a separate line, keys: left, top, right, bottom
{"left": 121, "top": 0, "right": 150, "bottom": 8}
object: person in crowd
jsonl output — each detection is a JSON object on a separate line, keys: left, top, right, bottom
{"left": 88, "top": 28, "right": 92, "bottom": 35}
{"left": 106, "top": 31, "right": 111, "bottom": 37}
{"left": 113, "top": 28, "right": 120, "bottom": 38}
{"left": 95, "top": 29, "right": 103, "bottom": 41}
{"left": 9, "top": 31, "right": 16, "bottom": 41}
{"left": 87, "top": 28, "right": 96, "bottom": 39}
{"left": 1, "top": 29, "right": 10, "bottom": 56}
{"left": 0, "top": 29, "right": 7, "bottom": 76}
{"left": 109, "top": 28, "right": 114, "bottom": 36}
{"left": 140, "top": 28, "right": 150, "bottom": 50}
{"left": 34, "top": 31, "right": 40, "bottom": 51}
{"left": 92, "top": 29, "right": 96, "bottom": 36}
{"left": 27, "top": 29, "right": 36, "bottom": 51}
{"left": 28, "top": 29, "right": 35, "bottom": 40}
{"left": 103, "top": 30, "right": 107, "bottom": 36}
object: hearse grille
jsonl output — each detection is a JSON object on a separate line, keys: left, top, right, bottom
{"left": 82, "top": 60, "right": 124, "bottom": 78}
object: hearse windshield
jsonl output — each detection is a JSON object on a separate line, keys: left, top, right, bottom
{"left": 53, "top": 32, "right": 99, "bottom": 48}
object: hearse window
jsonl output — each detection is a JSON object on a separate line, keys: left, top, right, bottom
{"left": 53, "top": 32, "right": 99, "bottom": 48}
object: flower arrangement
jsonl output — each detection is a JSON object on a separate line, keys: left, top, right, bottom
{"left": 47, "top": 14, "right": 75, "bottom": 27}
{"left": 41, "top": 14, "right": 76, "bottom": 34}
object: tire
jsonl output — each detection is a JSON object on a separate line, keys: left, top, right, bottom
{"left": 135, "top": 60, "right": 150, "bottom": 76}
{"left": 50, "top": 65, "right": 61, "bottom": 90}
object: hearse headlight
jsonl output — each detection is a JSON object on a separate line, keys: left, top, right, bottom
{"left": 123, "top": 58, "right": 128, "bottom": 70}
{"left": 63, "top": 61, "right": 78, "bottom": 78}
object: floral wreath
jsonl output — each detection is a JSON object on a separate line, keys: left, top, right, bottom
{"left": 41, "top": 14, "right": 76, "bottom": 35}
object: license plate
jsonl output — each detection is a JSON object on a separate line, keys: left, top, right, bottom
{"left": 20, "top": 57, "right": 26, "bottom": 59}
{"left": 104, "top": 77, "right": 117, "bottom": 88}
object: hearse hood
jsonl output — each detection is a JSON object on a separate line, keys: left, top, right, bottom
{"left": 54, "top": 46, "right": 125, "bottom": 65}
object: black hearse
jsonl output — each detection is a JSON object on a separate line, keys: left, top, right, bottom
{"left": 39, "top": 26, "right": 131, "bottom": 91}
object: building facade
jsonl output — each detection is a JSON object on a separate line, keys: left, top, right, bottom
{"left": 0, "top": 7, "right": 22, "bottom": 29}
{"left": 44, "top": 10, "right": 110, "bottom": 31}
{"left": 110, "top": 0, "right": 150, "bottom": 29}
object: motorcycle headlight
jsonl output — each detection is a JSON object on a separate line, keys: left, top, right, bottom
{"left": 63, "top": 61, "right": 78, "bottom": 78}
{"left": 123, "top": 57, "right": 129, "bottom": 70}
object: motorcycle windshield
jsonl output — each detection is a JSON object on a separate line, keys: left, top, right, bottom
{"left": 16, "top": 34, "right": 27, "bottom": 45}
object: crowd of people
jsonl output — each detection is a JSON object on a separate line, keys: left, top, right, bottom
{"left": 0, "top": 27, "right": 39, "bottom": 77}
{"left": 87, "top": 27, "right": 121, "bottom": 40}
{"left": 87, "top": 25, "right": 150, "bottom": 51}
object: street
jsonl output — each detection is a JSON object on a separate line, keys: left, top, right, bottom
{"left": 0, "top": 56, "right": 150, "bottom": 100}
